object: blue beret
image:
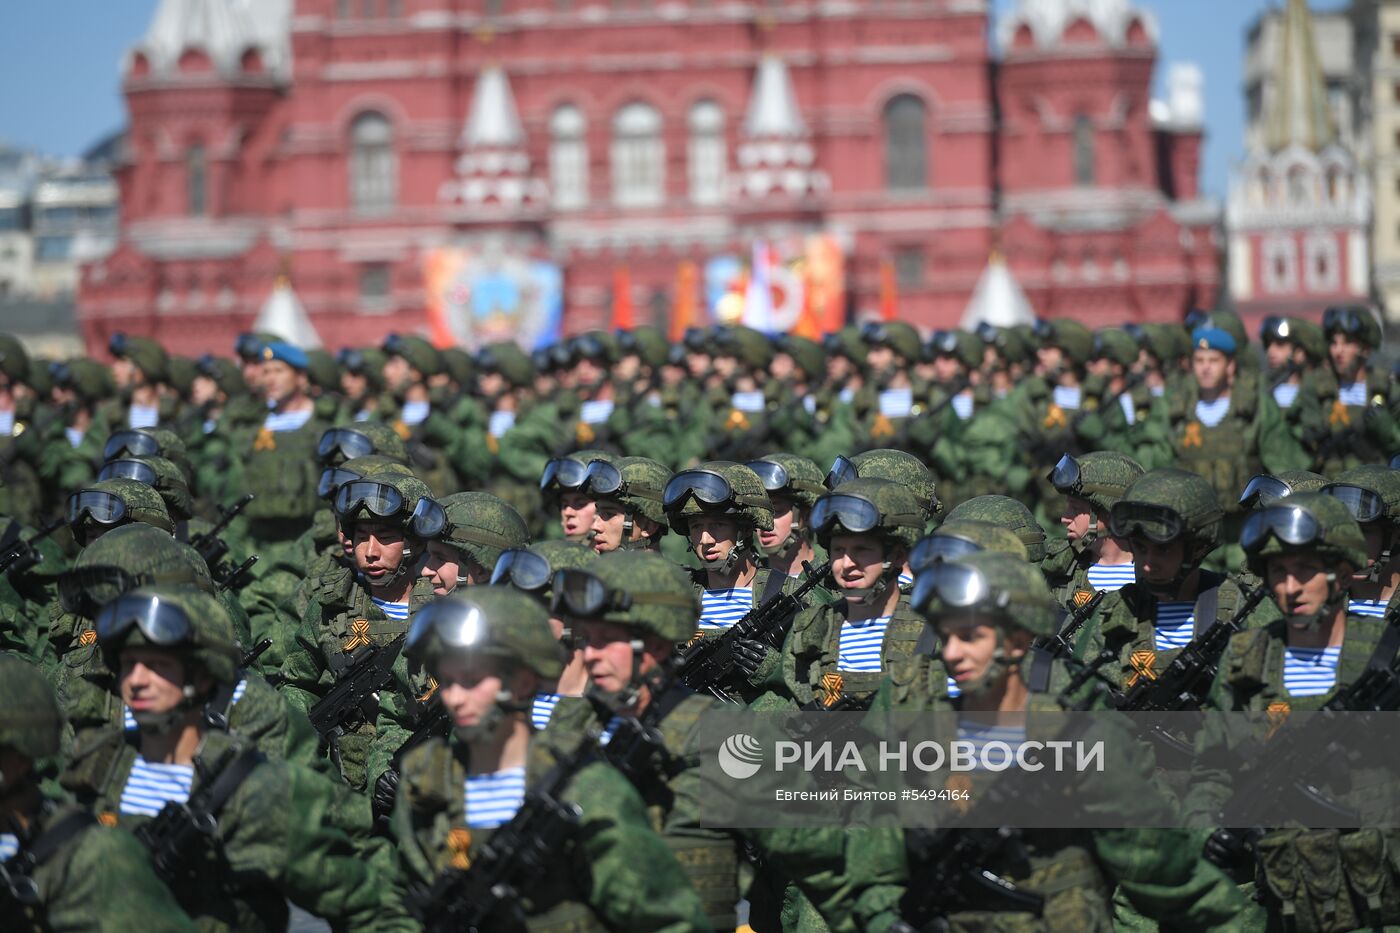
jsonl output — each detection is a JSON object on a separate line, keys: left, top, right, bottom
{"left": 1191, "top": 327, "right": 1236, "bottom": 356}
{"left": 261, "top": 340, "right": 308, "bottom": 370}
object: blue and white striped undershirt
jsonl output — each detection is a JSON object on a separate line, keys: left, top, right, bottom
{"left": 354, "top": 408, "right": 372, "bottom": 423}
{"left": 579, "top": 399, "right": 615, "bottom": 424}
{"left": 599, "top": 715, "right": 622, "bottom": 745}
{"left": 124, "top": 678, "right": 248, "bottom": 731}
{"left": 1086, "top": 562, "right": 1136, "bottom": 593}
{"left": 837, "top": 616, "right": 891, "bottom": 673}
{"left": 1118, "top": 393, "right": 1136, "bottom": 425}
{"left": 65, "top": 427, "right": 85, "bottom": 448}
{"left": 1195, "top": 397, "right": 1230, "bottom": 428}
{"left": 263, "top": 408, "right": 313, "bottom": 433}
{"left": 202, "top": 419, "right": 218, "bottom": 435}
{"left": 1153, "top": 602, "right": 1196, "bottom": 651}
{"left": 1283, "top": 645, "right": 1341, "bottom": 697}
{"left": 1150, "top": 385, "right": 1165, "bottom": 397}
{"left": 119, "top": 757, "right": 195, "bottom": 817}
{"left": 947, "top": 678, "right": 961, "bottom": 698}
{"left": 1052, "top": 385, "right": 1081, "bottom": 411}
{"left": 803, "top": 395, "right": 817, "bottom": 414}
{"left": 1349, "top": 598, "right": 1389, "bottom": 619}
{"left": 699, "top": 587, "right": 751, "bottom": 631}
{"left": 531, "top": 693, "right": 560, "bottom": 731}
{"left": 370, "top": 597, "right": 410, "bottom": 621}
{"left": 0, "top": 833, "right": 16, "bottom": 861}
{"left": 463, "top": 766, "right": 527, "bottom": 829}
{"left": 898, "top": 571, "right": 914, "bottom": 590}
{"left": 400, "top": 400, "right": 430, "bottom": 426}
{"left": 951, "top": 393, "right": 974, "bottom": 421}
{"left": 838, "top": 387, "right": 856, "bottom": 405}
{"left": 128, "top": 405, "right": 159, "bottom": 429}
{"left": 1339, "top": 382, "right": 1368, "bottom": 407}
{"left": 730, "top": 391, "right": 765, "bottom": 413}
{"left": 488, "top": 410, "right": 516, "bottom": 438}
{"left": 0, "top": 410, "right": 13, "bottom": 436}
{"left": 878, "top": 388, "right": 913, "bottom": 419}
{"left": 955, "top": 720, "right": 1028, "bottom": 771}
{"left": 1273, "top": 383, "right": 1300, "bottom": 410}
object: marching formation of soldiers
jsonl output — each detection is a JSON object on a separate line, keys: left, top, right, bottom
{"left": 1, "top": 304, "right": 1399, "bottom": 931}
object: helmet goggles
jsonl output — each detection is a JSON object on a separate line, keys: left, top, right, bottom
{"left": 549, "top": 568, "right": 631, "bottom": 618}
{"left": 910, "top": 561, "right": 1010, "bottom": 616}
{"left": 1239, "top": 475, "right": 1292, "bottom": 510}
{"left": 1321, "top": 483, "right": 1386, "bottom": 524}
{"left": 1241, "top": 505, "right": 1323, "bottom": 553}
{"left": 1108, "top": 501, "right": 1185, "bottom": 543}
{"left": 66, "top": 490, "right": 128, "bottom": 528}
{"left": 318, "top": 428, "right": 375, "bottom": 463}
{"left": 1323, "top": 306, "right": 1368, "bottom": 337}
{"left": 334, "top": 481, "right": 406, "bottom": 521}
{"left": 489, "top": 548, "right": 553, "bottom": 592}
{"left": 98, "top": 459, "right": 158, "bottom": 488}
{"left": 1048, "top": 454, "right": 1082, "bottom": 496}
{"left": 663, "top": 470, "right": 737, "bottom": 511}
{"left": 318, "top": 466, "right": 361, "bottom": 500}
{"left": 408, "top": 498, "right": 451, "bottom": 539}
{"left": 823, "top": 455, "right": 859, "bottom": 491}
{"left": 540, "top": 457, "right": 590, "bottom": 493}
{"left": 103, "top": 430, "right": 161, "bottom": 461}
{"left": 96, "top": 593, "right": 194, "bottom": 649}
{"left": 406, "top": 600, "right": 491, "bottom": 658}
{"left": 811, "top": 494, "right": 882, "bottom": 536}
{"left": 909, "top": 534, "right": 983, "bottom": 574}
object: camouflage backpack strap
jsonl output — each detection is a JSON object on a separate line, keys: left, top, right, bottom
{"left": 399, "top": 736, "right": 460, "bottom": 818}
{"left": 1226, "top": 624, "right": 1280, "bottom": 695}
{"left": 60, "top": 728, "right": 135, "bottom": 805}
{"left": 1314, "top": 368, "right": 1340, "bottom": 401}
{"left": 1366, "top": 368, "right": 1392, "bottom": 404}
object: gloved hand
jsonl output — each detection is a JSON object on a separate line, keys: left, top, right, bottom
{"left": 732, "top": 638, "right": 775, "bottom": 683}
{"left": 372, "top": 768, "right": 400, "bottom": 823}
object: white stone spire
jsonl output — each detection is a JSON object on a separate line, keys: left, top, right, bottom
{"left": 1265, "top": 0, "right": 1335, "bottom": 153}
{"left": 127, "top": 0, "right": 289, "bottom": 79}
{"left": 254, "top": 277, "right": 322, "bottom": 350}
{"left": 960, "top": 253, "right": 1036, "bottom": 330}
{"left": 743, "top": 56, "right": 807, "bottom": 139}
{"left": 462, "top": 66, "right": 525, "bottom": 149}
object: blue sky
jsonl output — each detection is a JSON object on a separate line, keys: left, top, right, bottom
{"left": 0, "top": 0, "right": 1349, "bottom": 198}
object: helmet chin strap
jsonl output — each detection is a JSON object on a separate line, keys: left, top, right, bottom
{"left": 842, "top": 556, "right": 898, "bottom": 607}
{"left": 697, "top": 537, "right": 750, "bottom": 574}
{"left": 1289, "top": 572, "right": 1348, "bottom": 630}
{"left": 133, "top": 682, "right": 203, "bottom": 736}
{"left": 1073, "top": 512, "right": 1099, "bottom": 555}
{"left": 616, "top": 514, "right": 650, "bottom": 553}
{"left": 1367, "top": 530, "right": 1394, "bottom": 583}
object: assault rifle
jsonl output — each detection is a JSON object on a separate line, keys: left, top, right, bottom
{"left": 0, "top": 517, "right": 63, "bottom": 578}
{"left": 240, "top": 639, "right": 271, "bottom": 670}
{"left": 135, "top": 748, "right": 262, "bottom": 887}
{"left": 190, "top": 494, "right": 255, "bottom": 590}
{"left": 1023, "top": 590, "right": 1106, "bottom": 693}
{"left": 1114, "top": 585, "right": 1267, "bottom": 712}
{"left": 391, "top": 701, "right": 451, "bottom": 771}
{"left": 415, "top": 735, "right": 598, "bottom": 932}
{"left": 308, "top": 632, "right": 406, "bottom": 741}
{"left": 677, "top": 560, "right": 830, "bottom": 702}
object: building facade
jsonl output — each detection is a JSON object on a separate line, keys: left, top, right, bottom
{"left": 79, "top": 0, "right": 1219, "bottom": 355}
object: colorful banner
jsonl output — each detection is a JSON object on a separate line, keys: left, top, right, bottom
{"left": 702, "top": 234, "right": 844, "bottom": 336}
{"left": 423, "top": 248, "right": 562, "bottom": 350}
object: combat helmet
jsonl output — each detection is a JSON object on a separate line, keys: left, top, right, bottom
{"left": 909, "top": 520, "right": 1031, "bottom": 573}
{"left": 927, "top": 329, "right": 983, "bottom": 371}
{"left": 50, "top": 358, "right": 115, "bottom": 408}
{"left": 337, "top": 347, "right": 387, "bottom": 394}
{"left": 860, "top": 320, "right": 922, "bottom": 365}
{"left": 334, "top": 470, "right": 432, "bottom": 530}
{"left": 911, "top": 550, "right": 1056, "bottom": 639}
{"left": 1047, "top": 451, "right": 1145, "bottom": 550}
{"left": 945, "top": 496, "right": 1047, "bottom": 564}
{"left": 664, "top": 460, "right": 775, "bottom": 536}
{"left": 748, "top": 452, "right": 826, "bottom": 511}
{"left": 1109, "top": 468, "right": 1223, "bottom": 567}
{"left": 319, "top": 454, "right": 414, "bottom": 502}
{"left": 1242, "top": 492, "right": 1368, "bottom": 578}
{"left": 1091, "top": 329, "right": 1139, "bottom": 369}
{"left": 491, "top": 540, "right": 599, "bottom": 600}
{"left": 97, "top": 587, "right": 244, "bottom": 695}
{"left": 1239, "top": 471, "right": 1328, "bottom": 510}
{"left": 1323, "top": 305, "right": 1383, "bottom": 349}
{"left": 811, "top": 477, "right": 924, "bottom": 551}
{"left": 67, "top": 478, "right": 175, "bottom": 542}
{"left": 827, "top": 448, "right": 942, "bottom": 521}
{"left": 0, "top": 655, "right": 62, "bottom": 761}
{"left": 552, "top": 550, "right": 699, "bottom": 644}
{"left": 102, "top": 427, "right": 193, "bottom": 488}
{"left": 1322, "top": 464, "right": 1400, "bottom": 578}
{"left": 540, "top": 449, "right": 617, "bottom": 501}
{"left": 0, "top": 334, "right": 31, "bottom": 384}
{"left": 99, "top": 455, "right": 193, "bottom": 522}
{"left": 616, "top": 326, "right": 670, "bottom": 370}
{"left": 195, "top": 353, "right": 247, "bottom": 398}
{"left": 411, "top": 490, "right": 529, "bottom": 575}
{"left": 318, "top": 422, "right": 409, "bottom": 466}
{"left": 476, "top": 341, "right": 535, "bottom": 389}
{"left": 577, "top": 456, "right": 673, "bottom": 541}
{"left": 108, "top": 332, "right": 170, "bottom": 385}
{"left": 383, "top": 333, "right": 442, "bottom": 379}
{"left": 712, "top": 326, "right": 773, "bottom": 372}
{"left": 772, "top": 334, "right": 826, "bottom": 382}
{"left": 1033, "top": 318, "right": 1093, "bottom": 369}
{"left": 60, "top": 524, "right": 213, "bottom": 619}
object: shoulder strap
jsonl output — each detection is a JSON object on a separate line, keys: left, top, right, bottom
{"left": 21, "top": 809, "right": 97, "bottom": 869}
{"left": 758, "top": 568, "right": 786, "bottom": 605}
{"left": 202, "top": 680, "right": 239, "bottom": 732}
{"left": 1363, "top": 617, "right": 1400, "bottom": 674}
{"left": 193, "top": 747, "right": 263, "bottom": 821}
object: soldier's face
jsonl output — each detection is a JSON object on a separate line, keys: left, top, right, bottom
{"left": 262, "top": 361, "right": 304, "bottom": 404}
{"left": 829, "top": 533, "right": 887, "bottom": 593}
{"left": 686, "top": 352, "right": 711, "bottom": 379}
{"left": 939, "top": 618, "right": 1028, "bottom": 686}
{"left": 932, "top": 356, "right": 963, "bottom": 384}
{"left": 770, "top": 352, "right": 796, "bottom": 383}
{"left": 382, "top": 354, "right": 412, "bottom": 391}
{"left": 573, "top": 357, "right": 605, "bottom": 389}
{"left": 1131, "top": 536, "right": 1186, "bottom": 586}
{"left": 341, "top": 371, "right": 368, "bottom": 401}
{"left": 111, "top": 357, "right": 139, "bottom": 389}
{"left": 1264, "top": 341, "right": 1293, "bottom": 371}
{"left": 1035, "top": 346, "right": 1065, "bottom": 377}
{"left": 759, "top": 497, "right": 797, "bottom": 553}
{"left": 712, "top": 354, "right": 738, "bottom": 381}
{"left": 866, "top": 346, "right": 895, "bottom": 375}
{"left": 120, "top": 647, "right": 190, "bottom": 716}
{"left": 1061, "top": 496, "right": 1092, "bottom": 542}
{"left": 575, "top": 619, "right": 665, "bottom": 693}
{"left": 688, "top": 516, "right": 740, "bottom": 564}
{"left": 559, "top": 492, "right": 596, "bottom": 540}
{"left": 422, "top": 541, "right": 486, "bottom": 596}
{"left": 190, "top": 374, "right": 220, "bottom": 407}
{"left": 827, "top": 354, "right": 853, "bottom": 383}
{"left": 478, "top": 371, "right": 506, "bottom": 398}
{"left": 1330, "top": 333, "right": 1366, "bottom": 378}
{"left": 1267, "top": 552, "right": 1343, "bottom": 624}
{"left": 353, "top": 522, "right": 407, "bottom": 580}
{"left": 1191, "top": 350, "right": 1233, "bottom": 393}
{"left": 435, "top": 657, "right": 533, "bottom": 730}
{"left": 590, "top": 500, "right": 628, "bottom": 553}
{"left": 241, "top": 360, "right": 265, "bottom": 394}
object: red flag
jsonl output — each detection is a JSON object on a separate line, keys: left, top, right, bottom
{"left": 879, "top": 258, "right": 897, "bottom": 322}
{"left": 671, "top": 262, "right": 697, "bottom": 342}
{"left": 611, "top": 266, "right": 634, "bottom": 331}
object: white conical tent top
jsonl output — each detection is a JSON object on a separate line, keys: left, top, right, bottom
{"left": 463, "top": 66, "right": 525, "bottom": 148}
{"left": 254, "top": 279, "right": 322, "bottom": 349}
{"left": 131, "top": 0, "right": 267, "bottom": 77}
{"left": 1264, "top": 0, "right": 1335, "bottom": 152}
{"left": 744, "top": 56, "right": 807, "bottom": 139}
{"left": 960, "top": 254, "right": 1036, "bottom": 330}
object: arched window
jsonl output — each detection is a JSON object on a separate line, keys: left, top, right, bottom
{"left": 350, "top": 112, "right": 396, "bottom": 215}
{"left": 186, "top": 143, "right": 207, "bottom": 216}
{"left": 883, "top": 94, "right": 927, "bottom": 191}
{"left": 550, "top": 105, "right": 588, "bottom": 209}
{"left": 1073, "top": 114, "right": 1095, "bottom": 186}
{"left": 612, "top": 102, "right": 664, "bottom": 208}
{"left": 688, "top": 100, "right": 726, "bottom": 205}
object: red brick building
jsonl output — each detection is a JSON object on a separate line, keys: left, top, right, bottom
{"left": 79, "top": 0, "right": 1221, "bottom": 355}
